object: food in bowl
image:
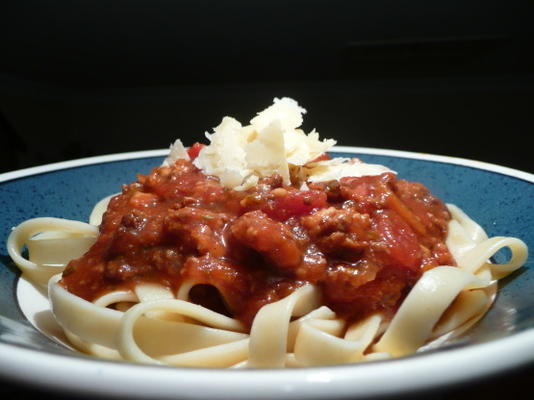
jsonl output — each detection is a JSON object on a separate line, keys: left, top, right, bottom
{"left": 7, "top": 98, "right": 528, "bottom": 368}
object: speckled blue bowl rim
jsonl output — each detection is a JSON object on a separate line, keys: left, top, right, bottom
{"left": 0, "top": 146, "right": 532, "bottom": 400}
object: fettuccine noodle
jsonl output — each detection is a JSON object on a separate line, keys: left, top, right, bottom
{"left": 7, "top": 201, "right": 527, "bottom": 368}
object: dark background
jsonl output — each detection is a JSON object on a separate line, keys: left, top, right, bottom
{"left": 1, "top": 1, "right": 533, "bottom": 399}
{"left": 1, "top": 0, "right": 533, "bottom": 174}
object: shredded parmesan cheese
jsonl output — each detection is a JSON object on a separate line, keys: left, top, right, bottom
{"left": 245, "top": 120, "right": 290, "bottom": 185}
{"left": 305, "top": 158, "right": 394, "bottom": 183}
{"left": 249, "top": 97, "right": 306, "bottom": 132}
{"left": 166, "top": 97, "right": 394, "bottom": 189}
{"left": 193, "top": 117, "right": 253, "bottom": 188}
{"left": 163, "top": 139, "right": 190, "bottom": 166}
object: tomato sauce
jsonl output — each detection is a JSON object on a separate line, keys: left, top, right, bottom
{"left": 61, "top": 157, "right": 454, "bottom": 327}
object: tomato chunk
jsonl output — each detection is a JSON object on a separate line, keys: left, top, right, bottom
{"left": 374, "top": 210, "right": 422, "bottom": 270}
{"left": 263, "top": 190, "right": 328, "bottom": 221}
{"left": 187, "top": 142, "right": 205, "bottom": 160}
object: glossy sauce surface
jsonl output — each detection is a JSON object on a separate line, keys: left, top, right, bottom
{"left": 62, "top": 156, "right": 454, "bottom": 327}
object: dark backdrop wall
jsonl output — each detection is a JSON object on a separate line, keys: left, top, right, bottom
{"left": 1, "top": 0, "right": 533, "bottom": 173}
{"left": 1, "top": 2, "right": 534, "bottom": 398}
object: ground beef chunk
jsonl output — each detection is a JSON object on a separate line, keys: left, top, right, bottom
{"left": 164, "top": 206, "right": 228, "bottom": 257}
{"left": 230, "top": 210, "right": 303, "bottom": 270}
{"left": 300, "top": 207, "right": 374, "bottom": 261}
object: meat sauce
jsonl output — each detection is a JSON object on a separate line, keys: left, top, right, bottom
{"left": 61, "top": 154, "right": 455, "bottom": 327}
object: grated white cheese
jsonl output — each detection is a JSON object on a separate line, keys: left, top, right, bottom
{"left": 162, "top": 139, "right": 190, "bottom": 166}
{"left": 245, "top": 120, "right": 290, "bottom": 185}
{"left": 194, "top": 117, "right": 253, "bottom": 188}
{"left": 250, "top": 97, "right": 306, "bottom": 132}
{"left": 166, "top": 97, "right": 393, "bottom": 189}
{"left": 305, "top": 158, "right": 395, "bottom": 183}
{"left": 192, "top": 97, "right": 337, "bottom": 189}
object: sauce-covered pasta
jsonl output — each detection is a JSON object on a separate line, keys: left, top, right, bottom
{"left": 7, "top": 98, "right": 528, "bottom": 368}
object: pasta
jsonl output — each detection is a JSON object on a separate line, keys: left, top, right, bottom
{"left": 6, "top": 98, "right": 528, "bottom": 368}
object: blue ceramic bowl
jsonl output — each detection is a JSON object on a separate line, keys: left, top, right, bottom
{"left": 0, "top": 147, "right": 532, "bottom": 399}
